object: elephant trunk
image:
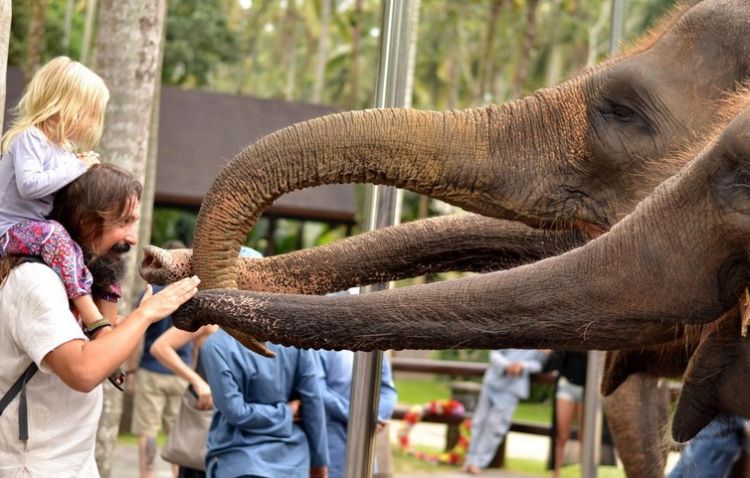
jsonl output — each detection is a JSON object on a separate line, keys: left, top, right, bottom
{"left": 237, "top": 215, "right": 585, "bottom": 294}
{"left": 174, "top": 143, "right": 742, "bottom": 351}
{"left": 141, "top": 215, "right": 586, "bottom": 293}
{"left": 192, "top": 82, "right": 593, "bottom": 289}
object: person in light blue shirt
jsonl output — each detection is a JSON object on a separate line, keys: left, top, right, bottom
{"left": 462, "top": 349, "right": 548, "bottom": 475}
{"left": 315, "top": 349, "right": 397, "bottom": 478}
{"left": 668, "top": 414, "right": 747, "bottom": 478}
{"left": 200, "top": 330, "right": 328, "bottom": 478}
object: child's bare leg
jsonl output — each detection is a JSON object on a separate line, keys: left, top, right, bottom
{"left": 97, "top": 299, "right": 118, "bottom": 323}
{"left": 72, "top": 294, "right": 105, "bottom": 329}
{"left": 94, "top": 298, "right": 126, "bottom": 388}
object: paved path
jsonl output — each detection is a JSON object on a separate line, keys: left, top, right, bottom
{"left": 112, "top": 422, "right": 546, "bottom": 478}
{"left": 110, "top": 420, "right": 683, "bottom": 477}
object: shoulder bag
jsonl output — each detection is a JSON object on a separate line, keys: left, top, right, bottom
{"left": 161, "top": 387, "right": 214, "bottom": 470}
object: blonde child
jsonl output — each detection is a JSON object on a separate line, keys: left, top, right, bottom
{"left": 0, "top": 57, "right": 118, "bottom": 340}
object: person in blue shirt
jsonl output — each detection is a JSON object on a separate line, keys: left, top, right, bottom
{"left": 201, "top": 330, "right": 328, "bottom": 478}
{"left": 127, "top": 239, "right": 193, "bottom": 478}
{"left": 668, "top": 414, "right": 747, "bottom": 478}
{"left": 315, "top": 349, "right": 397, "bottom": 478}
{"left": 462, "top": 349, "right": 548, "bottom": 475}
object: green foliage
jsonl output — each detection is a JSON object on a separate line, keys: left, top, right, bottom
{"left": 150, "top": 207, "right": 350, "bottom": 255}
{"left": 435, "top": 348, "right": 490, "bottom": 363}
{"left": 9, "top": 0, "right": 85, "bottom": 67}
{"left": 394, "top": 378, "right": 451, "bottom": 405}
{"left": 163, "top": 0, "right": 239, "bottom": 86}
{"left": 11, "top": 0, "right": 679, "bottom": 109}
{"left": 151, "top": 207, "right": 197, "bottom": 246}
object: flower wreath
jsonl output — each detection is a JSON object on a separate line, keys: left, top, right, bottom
{"left": 396, "top": 399, "right": 471, "bottom": 465}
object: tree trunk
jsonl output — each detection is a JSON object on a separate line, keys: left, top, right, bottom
{"left": 511, "top": 0, "right": 539, "bottom": 98}
{"left": 62, "top": 0, "right": 74, "bottom": 51}
{"left": 476, "top": 0, "right": 503, "bottom": 104}
{"left": 80, "top": 0, "right": 97, "bottom": 65}
{"left": 586, "top": 0, "right": 610, "bottom": 67}
{"left": 0, "top": 0, "right": 10, "bottom": 130}
{"left": 235, "top": 0, "right": 273, "bottom": 94}
{"left": 23, "top": 0, "right": 46, "bottom": 83}
{"left": 281, "top": 0, "right": 298, "bottom": 100}
{"left": 133, "top": 3, "right": 169, "bottom": 309}
{"left": 347, "top": 0, "right": 363, "bottom": 107}
{"left": 91, "top": 2, "right": 166, "bottom": 473}
{"left": 311, "top": 0, "right": 332, "bottom": 104}
{"left": 403, "top": 0, "right": 420, "bottom": 109}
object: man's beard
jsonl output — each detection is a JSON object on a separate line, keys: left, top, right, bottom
{"left": 84, "top": 243, "right": 129, "bottom": 298}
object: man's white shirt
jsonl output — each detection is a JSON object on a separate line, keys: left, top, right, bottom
{"left": 0, "top": 263, "right": 102, "bottom": 477}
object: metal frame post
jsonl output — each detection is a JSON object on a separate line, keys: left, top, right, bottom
{"left": 581, "top": 1, "right": 626, "bottom": 476}
{"left": 344, "top": 1, "right": 417, "bottom": 477}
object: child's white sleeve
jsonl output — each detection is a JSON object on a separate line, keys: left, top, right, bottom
{"left": 11, "top": 129, "right": 87, "bottom": 200}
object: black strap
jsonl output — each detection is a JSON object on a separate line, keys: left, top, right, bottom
{"left": 0, "top": 362, "right": 38, "bottom": 442}
{"left": 0, "top": 256, "right": 46, "bottom": 443}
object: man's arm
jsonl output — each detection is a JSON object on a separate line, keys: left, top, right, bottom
{"left": 151, "top": 325, "right": 217, "bottom": 409}
{"left": 44, "top": 277, "right": 200, "bottom": 392}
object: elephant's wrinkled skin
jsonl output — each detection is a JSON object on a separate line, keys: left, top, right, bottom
{"left": 187, "top": 0, "right": 750, "bottom": 296}
{"left": 173, "top": 103, "right": 750, "bottom": 440}
{"left": 141, "top": 215, "right": 585, "bottom": 292}
{"left": 141, "top": 0, "right": 750, "bottom": 471}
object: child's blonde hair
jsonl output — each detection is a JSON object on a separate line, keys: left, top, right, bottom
{"left": 2, "top": 56, "right": 109, "bottom": 153}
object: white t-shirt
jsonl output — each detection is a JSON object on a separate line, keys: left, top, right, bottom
{"left": 0, "top": 263, "right": 102, "bottom": 478}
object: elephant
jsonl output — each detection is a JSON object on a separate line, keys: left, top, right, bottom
{"left": 172, "top": 97, "right": 750, "bottom": 438}
{"left": 140, "top": 0, "right": 750, "bottom": 474}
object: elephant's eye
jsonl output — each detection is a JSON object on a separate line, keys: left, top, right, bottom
{"left": 610, "top": 104, "right": 634, "bottom": 121}
{"left": 600, "top": 101, "right": 637, "bottom": 123}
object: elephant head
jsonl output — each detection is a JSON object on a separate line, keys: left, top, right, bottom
{"left": 184, "top": 0, "right": 750, "bottom": 298}
{"left": 173, "top": 100, "right": 750, "bottom": 439}
{"left": 176, "top": 100, "right": 750, "bottom": 347}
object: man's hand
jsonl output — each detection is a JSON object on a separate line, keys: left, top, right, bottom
{"left": 505, "top": 362, "right": 525, "bottom": 376}
{"left": 136, "top": 276, "right": 200, "bottom": 324}
{"left": 310, "top": 466, "right": 328, "bottom": 478}
{"left": 193, "top": 378, "right": 213, "bottom": 410}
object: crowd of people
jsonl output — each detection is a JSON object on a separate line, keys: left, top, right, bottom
{"left": 1, "top": 55, "right": 746, "bottom": 478}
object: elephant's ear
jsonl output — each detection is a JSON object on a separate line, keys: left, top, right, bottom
{"left": 601, "top": 351, "right": 638, "bottom": 396}
{"left": 671, "top": 312, "right": 742, "bottom": 442}
{"left": 601, "top": 338, "right": 695, "bottom": 396}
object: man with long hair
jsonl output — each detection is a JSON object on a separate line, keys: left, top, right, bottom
{"left": 0, "top": 164, "right": 199, "bottom": 477}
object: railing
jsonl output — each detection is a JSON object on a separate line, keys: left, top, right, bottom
{"left": 390, "top": 357, "right": 563, "bottom": 468}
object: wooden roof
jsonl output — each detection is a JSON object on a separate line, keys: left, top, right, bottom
{"left": 4, "top": 68, "right": 356, "bottom": 224}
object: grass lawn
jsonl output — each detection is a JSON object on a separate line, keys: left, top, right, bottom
{"left": 394, "top": 448, "right": 625, "bottom": 478}
{"left": 392, "top": 378, "right": 625, "bottom": 477}
{"left": 394, "top": 377, "right": 552, "bottom": 424}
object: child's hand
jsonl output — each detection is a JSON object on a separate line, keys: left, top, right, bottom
{"left": 77, "top": 151, "right": 100, "bottom": 167}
